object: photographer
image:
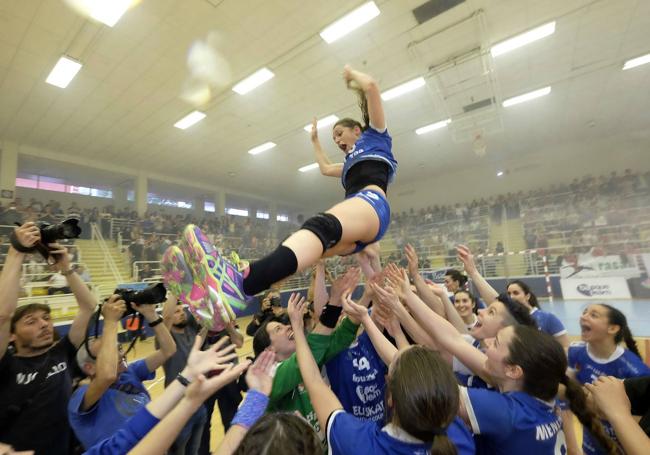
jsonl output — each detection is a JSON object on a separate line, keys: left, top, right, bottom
{"left": 246, "top": 291, "right": 282, "bottom": 337}
{"left": 0, "top": 222, "right": 99, "bottom": 455}
{"left": 68, "top": 294, "right": 177, "bottom": 449}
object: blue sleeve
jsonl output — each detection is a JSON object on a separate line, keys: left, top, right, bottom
{"left": 545, "top": 313, "right": 567, "bottom": 337}
{"left": 68, "top": 385, "right": 98, "bottom": 417}
{"left": 461, "top": 387, "right": 514, "bottom": 436}
{"left": 132, "top": 359, "right": 156, "bottom": 381}
{"left": 83, "top": 407, "right": 160, "bottom": 455}
{"left": 327, "top": 410, "right": 376, "bottom": 453}
{"left": 567, "top": 346, "right": 579, "bottom": 369}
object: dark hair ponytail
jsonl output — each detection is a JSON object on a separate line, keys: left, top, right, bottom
{"left": 430, "top": 435, "right": 458, "bottom": 455}
{"left": 507, "top": 280, "right": 538, "bottom": 307}
{"left": 350, "top": 85, "right": 370, "bottom": 130}
{"left": 506, "top": 326, "right": 619, "bottom": 454}
{"left": 561, "top": 376, "right": 621, "bottom": 455}
{"left": 602, "top": 304, "right": 641, "bottom": 359}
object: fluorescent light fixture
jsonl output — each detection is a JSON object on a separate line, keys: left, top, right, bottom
{"left": 623, "top": 53, "right": 650, "bottom": 70}
{"left": 45, "top": 56, "right": 82, "bottom": 88}
{"left": 277, "top": 214, "right": 289, "bottom": 222}
{"left": 247, "top": 142, "right": 276, "bottom": 155}
{"left": 298, "top": 163, "right": 320, "bottom": 172}
{"left": 502, "top": 86, "right": 551, "bottom": 107}
{"left": 174, "top": 111, "right": 206, "bottom": 130}
{"left": 320, "top": 1, "right": 380, "bottom": 44}
{"left": 232, "top": 67, "right": 275, "bottom": 95}
{"left": 490, "top": 21, "right": 556, "bottom": 57}
{"left": 381, "top": 77, "right": 426, "bottom": 101}
{"left": 256, "top": 211, "right": 270, "bottom": 220}
{"left": 226, "top": 208, "right": 249, "bottom": 217}
{"left": 90, "top": 0, "right": 132, "bottom": 27}
{"left": 415, "top": 119, "right": 451, "bottom": 135}
{"left": 303, "top": 115, "right": 339, "bottom": 132}
{"left": 497, "top": 171, "right": 504, "bottom": 177}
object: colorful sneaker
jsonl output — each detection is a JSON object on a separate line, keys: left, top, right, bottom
{"left": 161, "top": 245, "right": 225, "bottom": 332}
{"left": 230, "top": 251, "right": 249, "bottom": 273}
{"left": 180, "top": 225, "right": 250, "bottom": 320}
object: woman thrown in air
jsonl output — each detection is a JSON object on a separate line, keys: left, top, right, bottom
{"left": 213, "top": 65, "right": 397, "bottom": 311}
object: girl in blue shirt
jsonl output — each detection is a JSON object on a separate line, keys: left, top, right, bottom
{"left": 201, "top": 66, "right": 397, "bottom": 326}
{"left": 569, "top": 304, "right": 650, "bottom": 455}
{"left": 288, "top": 296, "right": 475, "bottom": 455}
{"left": 402, "top": 280, "right": 618, "bottom": 455}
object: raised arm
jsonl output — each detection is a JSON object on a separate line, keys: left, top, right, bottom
{"left": 343, "top": 65, "right": 385, "bottom": 131}
{"left": 82, "top": 296, "right": 125, "bottom": 411}
{"left": 0, "top": 223, "right": 39, "bottom": 358}
{"left": 311, "top": 117, "right": 343, "bottom": 178}
{"left": 342, "top": 294, "right": 397, "bottom": 366}
{"left": 457, "top": 245, "right": 498, "bottom": 303}
{"left": 403, "top": 247, "right": 446, "bottom": 316}
{"left": 288, "top": 295, "right": 343, "bottom": 434}
{"left": 224, "top": 320, "right": 244, "bottom": 349}
{"left": 312, "top": 261, "right": 328, "bottom": 319}
{"left": 134, "top": 303, "right": 177, "bottom": 372}
{"left": 49, "top": 243, "right": 99, "bottom": 348}
{"left": 311, "top": 267, "right": 360, "bottom": 335}
{"left": 401, "top": 270, "right": 491, "bottom": 381}
{"left": 162, "top": 293, "right": 178, "bottom": 330}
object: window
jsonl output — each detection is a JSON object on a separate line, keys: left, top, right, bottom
{"left": 256, "top": 211, "right": 269, "bottom": 219}
{"left": 127, "top": 190, "right": 135, "bottom": 202}
{"left": 226, "top": 208, "right": 249, "bottom": 217}
{"left": 204, "top": 202, "right": 216, "bottom": 212}
{"left": 15, "top": 174, "right": 113, "bottom": 199}
{"left": 277, "top": 214, "right": 289, "bottom": 222}
{"left": 147, "top": 193, "right": 193, "bottom": 209}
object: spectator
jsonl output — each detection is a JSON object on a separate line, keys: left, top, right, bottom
{"left": 47, "top": 271, "right": 72, "bottom": 295}
{"left": 68, "top": 297, "right": 177, "bottom": 449}
{"left": 0, "top": 224, "right": 98, "bottom": 455}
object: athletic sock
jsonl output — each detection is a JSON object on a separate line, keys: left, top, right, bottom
{"left": 243, "top": 245, "right": 298, "bottom": 295}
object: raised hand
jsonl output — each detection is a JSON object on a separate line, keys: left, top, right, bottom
{"left": 384, "top": 264, "right": 410, "bottom": 300}
{"left": 102, "top": 295, "right": 127, "bottom": 322}
{"left": 330, "top": 267, "right": 361, "bottom": 305}
{"left": 183, "top": 335, "right": 238, "bottom": 381}
{"left": 456, "top": 244, "right": 478, "bottom": 275}
{"left": 342, "top": 293, "right": 368, "bottom": 325}
{"left": 14, "top": 222, "right": 40, "bottom": 248}
{"left": 184, "top": 361, "right": 251, "bottom": 405}
{"left": 404, "top": 244, "right": 419, "bottom": 278}
{"left": 131, "top": 302, "right": 159, "bottom": 322}
{"left": 48, "top": 243, "right": 71, "bottom": 270}
{"left": 310, "top": 117, "right": 319, "bottom": 143}
{"left": 245, "top": 350, "right": 276, "bottom": 396}
{"left": 287, "top": 292, "right": 307, "bottom": 331}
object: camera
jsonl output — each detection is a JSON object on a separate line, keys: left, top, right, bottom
{"left": 114, "top": 283, "right": 167, "bottom": 317}
{"left": 38, "top": 218, "right": 81, "bottom": 244}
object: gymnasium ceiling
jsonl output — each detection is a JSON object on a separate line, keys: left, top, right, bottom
{"left": 1, "top": 0, "right": 649, "bottom": 208}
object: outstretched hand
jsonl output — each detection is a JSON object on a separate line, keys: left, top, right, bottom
{"left": 404, "top": 244, "right": 419, "bottom": 278}
{"left": 287, "top": 293, "right": 307, "bottom": 332}
{"left": 456, "top": 244, "right": 477, "bottom": 275}
{"left": 245, "top": 350, "right": 276, "bottom": 396}
{"left": 310, "top": 117, "right": 319, "bottom": 143}
{"left": 183, "top": 335, "right": 238, "bottom": 381}
{"left": 184, "top": 360, "right": 251, "bottom": 405}
{"left": 14, "top": 222, "right": 40, "bottom": 249}
{"left": 342, "top": 293, "right": 368, "bottom": 325}
{"left": 330, "top": 267, "right": 361, "bottom": 305}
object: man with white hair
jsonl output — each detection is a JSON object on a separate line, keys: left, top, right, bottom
{"left": 68, "top": 293, "right": 177, "bottom": 449}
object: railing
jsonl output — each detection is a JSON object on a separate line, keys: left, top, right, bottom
{"left": 91, "top": 222, "right": 124, "bottom": 283}
{"left": 133, "top": 261, "right": 163, "bottom": 281}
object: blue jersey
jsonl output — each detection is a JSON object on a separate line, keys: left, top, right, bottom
{"left": 461, "top": 387, "right": 566, "bottom": 455}
{"left": 69, "top": 360, "right": 154, "bottom": 448}
{"left": 326, "top": 331, "right": 387, "bottom": 422}
{"left": 327, "top": 410, "right": 475, "bottom": 455}
{"left": 341, "top": 126, "right": 397, "bottom": 190}
{"left": 453, "top": 335, "right": 492, "bottom": 390}
{"left": 530, "top": 308, "right": 566, "bottom": 338}
{"left": 568, "top": 342, "right": 650, "bottom": 455}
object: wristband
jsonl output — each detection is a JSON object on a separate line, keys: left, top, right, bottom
{"left": 231, "top": 389, "right": 269, "bottom": 429}
{"left": 148, "top": 317, "right": 164, "bottom": 327}
{"left": 319, "top": 303, "right": 342, "bottom": 328}
{"left": 176, "top": 373, "right": 190, "bottom": 387}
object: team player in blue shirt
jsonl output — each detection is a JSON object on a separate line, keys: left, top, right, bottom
{"left": 569, "top": 303, "right": 650, "bottom": 455}
{"left": 288, "top": 293, "right": 476, "bottom": 455}
{"left": 211, "top": 66, "right": 398, "bottom": 316}
{"left": 401, "top": 278, "right": 618, "bottom": 455}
